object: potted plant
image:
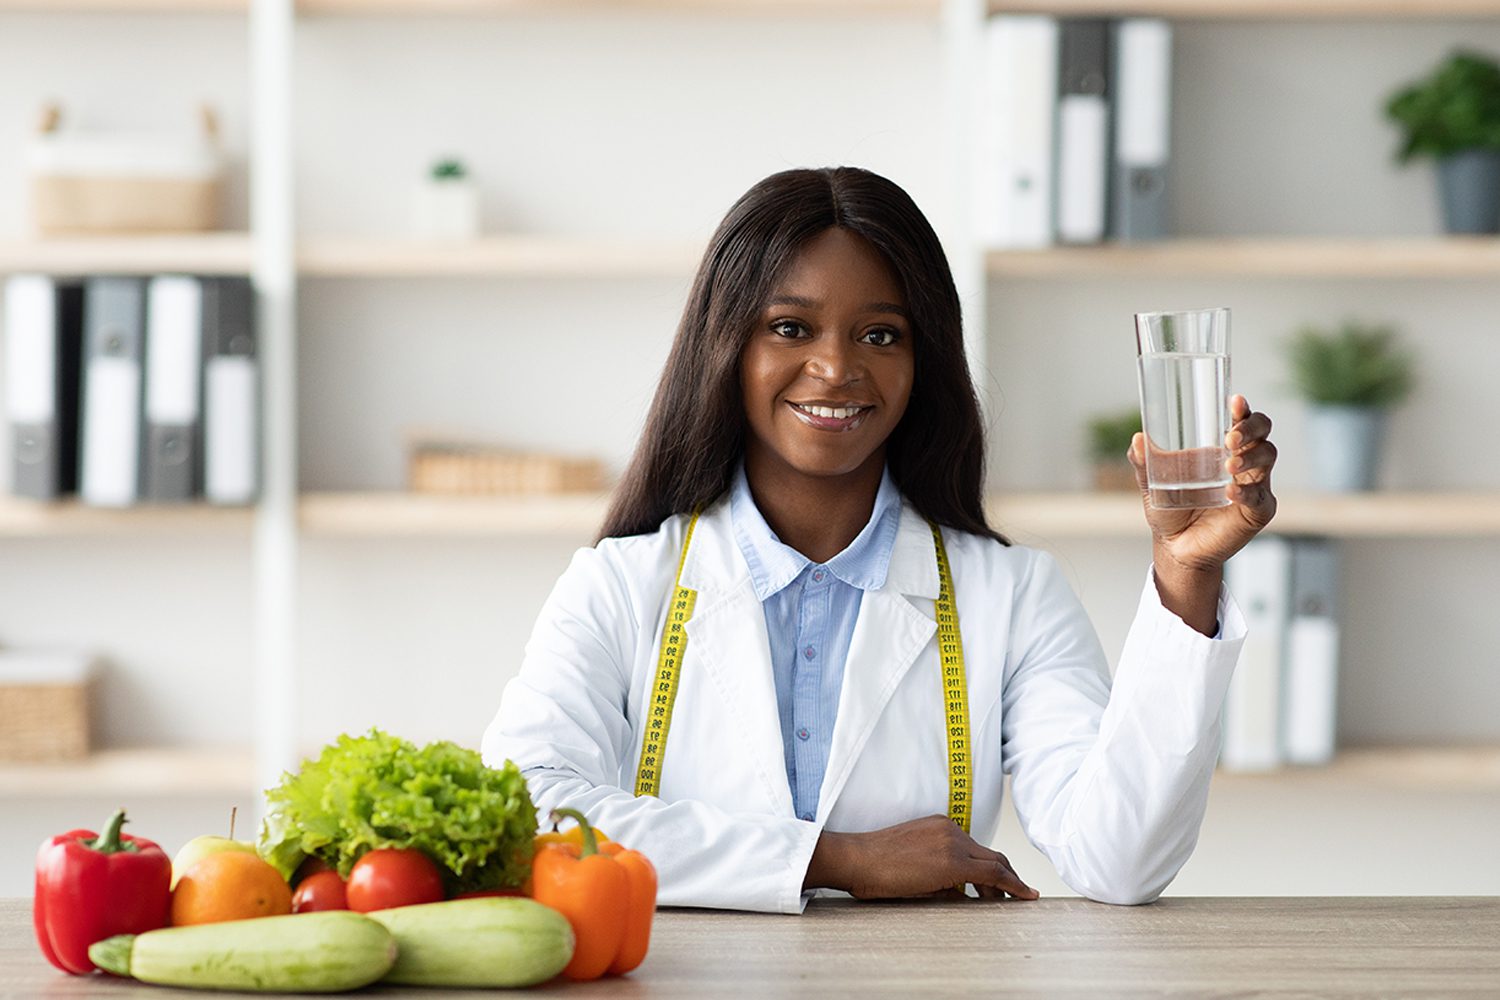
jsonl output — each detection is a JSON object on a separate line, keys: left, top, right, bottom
{"left": 1386, "top": 51, "right": 1500, "bottom": 234}
{"left": 1286, "top": 321, "right": 1416, "bottom": 492}
{"left": 413, "top": 157, "right": 480, "bottom": 239}
{"left": 1085, "top": 408, "right": 1143, "bottom": 492}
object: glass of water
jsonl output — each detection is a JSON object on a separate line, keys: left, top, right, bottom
{"left": 1134, "top": 307, "right": 1232, "bottom": 510}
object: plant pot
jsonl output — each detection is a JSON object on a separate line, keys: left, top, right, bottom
{"left": 413, "top": 178, "right": 480, "bottom": 239}
{"left": 1305, "top": 404, "right": 1387, "bottom": 492}
{"left": 1436, "top": 149, "right": 1500, "bottom": 234}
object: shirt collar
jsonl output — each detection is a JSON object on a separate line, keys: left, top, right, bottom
{"left": 729, "top": 462, "right": 903, "bottom": 601}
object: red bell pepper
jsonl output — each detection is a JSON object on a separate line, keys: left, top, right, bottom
{"left": 33, "top": 808, "right": 172, "bottom": 975}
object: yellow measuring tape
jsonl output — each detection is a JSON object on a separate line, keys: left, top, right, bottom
{"left": 634, "top": 513, "right": 972, "bottom": 834}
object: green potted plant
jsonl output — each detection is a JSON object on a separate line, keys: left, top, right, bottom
{"left": 1084, "top": 408, "right": 1142, "bottom": 492}
{"left": 1286, "top": 320, "right": 1416, "bottom": 492}
{"left": 413, "top": 156, "right": 479, "bottom": 239}
{"left": 1386, "top": 51, "right": 1500, "bottom": 234}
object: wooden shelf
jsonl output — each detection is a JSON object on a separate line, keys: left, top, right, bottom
{"left": 1214, "top": 745, "right": 1500, "bottom": 790}
{"left": 298, "top": 235, "right": 703, "bottom": 279}
{"left": 0, "top": 747, "right": 255, "bottom": 798}
{"left": 990, "top": 0, "right": 1500, "bottom": 18}
{"left": 987, "top": 237, "right": 1500, "bottom": 280}
{"left": 0, "top": 498, "right": 252, "bottom": 537}
{"left": 0, "top": 234, "right": 254, "bottom": 276}
{"left": 299, "top": 0, "right": 938, "bottom": 14}
{"left": 293, "top": 490, "right": 1500, "bottom": 539}
{"left": 0, "top": 0, "right": 243, "bottom": 9}
{"left": 299, "top": 491, "right": 611, "bottom": 536}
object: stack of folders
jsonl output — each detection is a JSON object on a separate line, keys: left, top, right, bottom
{"left": 2, "top": 274, "right": 259, "bottom": 507}
{"left": 1220, "top": 537, "right": 1343, "bottom": 772}
{"left": 978, "top": 15, "right": 1173, "bottom": 248}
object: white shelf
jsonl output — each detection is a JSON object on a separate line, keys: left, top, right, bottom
{"left": 0, "top": 747, "right": 255, "bottom": 798}
{"left": 299, "top": 0, "right": 939, "bottom": 14}
{"left": 298, "top": 235, "right": 703, "bottom": 279}
{"left": 988, "top": 237, "right": 1500, "bottom": 280}
{"left": 0, "top": 234, "right": 254, "bottom": 276}
{"left": 989, "top": 0, "right": 1500, "bottom": 18}
{"left": 0, "top": 0, "right": 243, "bottom": 10}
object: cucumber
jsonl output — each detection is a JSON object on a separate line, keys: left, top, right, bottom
{"left": 88, "top": 911, "right": 396, "bottom": 993}
{"left": 367, "top": 896, "right": 575, "bottom": 987}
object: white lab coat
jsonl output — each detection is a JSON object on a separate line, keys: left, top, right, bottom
{"left": 483, "top": 492, "right": 1246, "bottom": 913}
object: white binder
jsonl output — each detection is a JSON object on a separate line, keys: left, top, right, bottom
{"left": 1283, "top": 539, "right": 1340, "bottom": 765}
{"left": 79, "top": 277, "right": 147, "bottom": 508}
{"left": 1221, "top": 536, "right": 1292, "bottom": 772}
{"left": 1055, "top": 18, "right": 1111, "bottom": 245}
{"left": 1111, "top": 18, "right": 1173, "bottom": 241}
{"left": 202, "top": 278, "right": 258, "bottom": 505}
{"left": 144, "top": 276, "right": 204, "bottom": 502}
{"left": 4, "top": 275, "right": 84, "bottom": 499}
{"left": 977, "top": 15, "right": 1058, "bottom": 249}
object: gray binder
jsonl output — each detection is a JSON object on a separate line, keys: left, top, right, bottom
{"left": 1055, "top": 19, "right": 1112, "bottom": 244}
{"left": 79, "top": 277, "right": 147, "bottom": 507}
{"left": 144, "top": 276, "right": 204, "bottom": 502}
{"left": 3, "top": 276, "right": 83, "bottom": 499}
{"left": 1111, "top": 19, "right": 1173, "bottom": 241}
{"left": 201, "top": 277, "right": 258, "bottom": 505}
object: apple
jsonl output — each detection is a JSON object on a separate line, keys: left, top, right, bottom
{"left": 171, "top": 835, "right": 259, "bottom": 889}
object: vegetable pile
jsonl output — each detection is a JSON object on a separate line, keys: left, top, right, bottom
{"left": 257, "top": 729, "right": 536, "bottom": 895}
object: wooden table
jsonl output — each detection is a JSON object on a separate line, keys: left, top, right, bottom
{"left": 6, "top": 897, "right": 1499, "bottom": 997}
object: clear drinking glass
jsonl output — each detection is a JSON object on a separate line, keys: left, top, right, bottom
{"left": 1134, "top": 307, "right": 1232, "bottom": 510}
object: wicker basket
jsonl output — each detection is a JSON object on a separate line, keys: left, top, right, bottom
{"left": 0, "top": 651, "right": 95, "bottom": 762}
{"left": 27, "top": 104, "right": 224, "bottom": 235}
{"left": 408, "top": 441, "right": 607, "bottom": 496}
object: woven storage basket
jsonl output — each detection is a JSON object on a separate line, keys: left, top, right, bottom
{"left": 0, "top": 651, "right": 94, "bottom": 762}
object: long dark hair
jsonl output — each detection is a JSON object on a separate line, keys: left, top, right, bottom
{"left": 598, "top": 166, "right": 1005, "bottom": 545}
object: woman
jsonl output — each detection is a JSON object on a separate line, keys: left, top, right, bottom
{"left": 482, "top": 166, "right": 1277, "bottom": 913}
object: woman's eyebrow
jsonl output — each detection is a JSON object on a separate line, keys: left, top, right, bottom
{"left": 765, "top": 294, "right": 910, "bottom": 319}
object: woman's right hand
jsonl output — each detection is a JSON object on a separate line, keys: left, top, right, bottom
{"left": 804, "top": 815, "right": 1039, "bottom": 901}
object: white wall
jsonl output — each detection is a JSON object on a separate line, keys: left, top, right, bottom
{"left": 1, "top": 10, "right": 1497, "bottom": 898}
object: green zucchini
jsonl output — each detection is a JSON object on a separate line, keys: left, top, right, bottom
{"left": 367, "top": 896, "right": 575, "bottom": 987}
{"left": 88, "top": 911, "right": 396, "bottom": 993}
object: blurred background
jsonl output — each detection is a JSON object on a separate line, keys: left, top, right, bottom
{"left": 1, "top": 0, "right": 1497, "bottom": 900}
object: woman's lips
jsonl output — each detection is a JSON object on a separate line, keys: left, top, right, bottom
{"left": 786, "top": 401, "right": 872, "bottom": 432}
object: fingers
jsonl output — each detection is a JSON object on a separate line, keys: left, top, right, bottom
{"left": 965, "top": 850, "right": 1039, "bottom": 900}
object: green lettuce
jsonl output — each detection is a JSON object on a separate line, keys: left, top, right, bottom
{"left": 257, "top": 729, "right": 537, "bottom": 894}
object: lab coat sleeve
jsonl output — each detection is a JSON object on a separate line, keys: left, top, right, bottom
{"left": 1000, "top": 552, "right": 1246, "bottom": 905}
{"left": 481, "top": 544, "right": 821, "bottom": 915}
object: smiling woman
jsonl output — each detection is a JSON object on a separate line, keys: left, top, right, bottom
{"left": 483, "top": 166, "right": 1280, "bottom": 914}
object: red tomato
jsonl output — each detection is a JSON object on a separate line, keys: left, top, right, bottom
{"left": 292, "top": 855, "right": 334, "bottom": 888}
{"left": 345, "top": 849, "right": 445, "bottom": 912}
{"left": 292, "top": 870, "right": 348, "bottom": 913}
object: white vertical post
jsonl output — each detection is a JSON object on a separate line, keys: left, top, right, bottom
{"left": 940, "top": 0, "right": 990, "bottom": 407}
{"left": 251, "top": 0, "right": 298, "bottom": 800}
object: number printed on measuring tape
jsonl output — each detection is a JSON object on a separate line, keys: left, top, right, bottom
{"left": 930, "top": 522, "right": 973, "bottom": 834}
{"left": 634, "top": 513, "right": 701, "bottom": 799}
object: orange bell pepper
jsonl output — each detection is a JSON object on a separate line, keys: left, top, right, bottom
{"left": 529, "top": 809, "right": 657, "bottom": 980}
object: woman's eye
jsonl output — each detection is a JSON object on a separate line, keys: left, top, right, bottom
{"left": 771, "top": 320, "right": 806, "bottom": 339}
{"left": 863, "top": 328, "right": 900, "bottom": 347}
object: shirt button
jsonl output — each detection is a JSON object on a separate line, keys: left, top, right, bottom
{"left": 797, "top": 727, "right": 810, "bottom": 741}
{"left": 803, "top": 645, "right": 816, "bottom": 660}
{"left": 812, "top": 569, "right": 825, "bottom": 582}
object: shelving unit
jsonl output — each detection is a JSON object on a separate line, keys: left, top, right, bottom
{"left": 3, "top": 0, "right": 1497, "bottom": 813}
{"left": 0, "top": 748, "right": 255, "bottom": 798}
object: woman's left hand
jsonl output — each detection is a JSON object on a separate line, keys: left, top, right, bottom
{"left": 1129, "top": 394, "right": 1278, "bottom": 571}
{"left": 1128, "top": 395, "right": 1277, "bottom": 635}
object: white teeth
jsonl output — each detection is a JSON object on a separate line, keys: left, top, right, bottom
{"left": 796, "top": 404, "right": 863, "bottom": 420}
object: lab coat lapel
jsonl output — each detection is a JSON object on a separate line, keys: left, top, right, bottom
{"left": 677, "top": 501, "right": 797, "bottom": 817}
{"left": 817, "top": 503, "right": 941, "bottom": 825}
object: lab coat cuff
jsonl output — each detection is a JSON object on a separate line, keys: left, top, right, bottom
{"left": 1142, "top": 565, "right": 1247, "bottom": 645}
{"left": 784, "top": 818, "right": 824, "bottom": 914}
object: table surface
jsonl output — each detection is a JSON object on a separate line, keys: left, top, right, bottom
{"left": 6, "top": 896, "right": 1500, "bottom": 998}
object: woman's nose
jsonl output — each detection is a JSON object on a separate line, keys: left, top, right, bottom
{"left": 805, "top": 334, "right": 863, "bottom": 385}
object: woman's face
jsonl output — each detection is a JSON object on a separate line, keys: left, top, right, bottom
{"left": 739, "top": 227, "right": 915, "bottom": 486}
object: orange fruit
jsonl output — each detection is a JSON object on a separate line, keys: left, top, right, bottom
{"left": 171, "top": 850, "right": 293, "bottom": 926}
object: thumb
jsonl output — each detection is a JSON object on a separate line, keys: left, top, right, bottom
{"left": 1127, "top": 432, "right": 1149, "bottom": 494}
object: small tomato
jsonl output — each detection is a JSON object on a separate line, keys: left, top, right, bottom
{"left": 292, "top": 870, "right": 348, "bottom": 913}
{"left": 345, "top": 848, "right": 444, "bottom": 912}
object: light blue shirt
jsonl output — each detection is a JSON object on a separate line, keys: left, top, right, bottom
{"left": 729, "top": 463, "right": 903, "bottom": 823}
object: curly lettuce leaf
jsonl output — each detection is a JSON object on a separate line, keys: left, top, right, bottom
{"left": 257, "top": 729, "right": 537, "bottom": 893}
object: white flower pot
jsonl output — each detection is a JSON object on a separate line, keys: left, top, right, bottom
{"left": 413, "top": 179, "right": 480, "bottom": 239}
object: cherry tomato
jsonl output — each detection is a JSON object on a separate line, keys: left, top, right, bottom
{"left": 292, "top": 855, "right": 333, "bottom": 888}
{"left": 345, "top": 848, "right": 445, "bottom": 912}
{"left": 292, "top": 870, "right": 348, "bottom": 913}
